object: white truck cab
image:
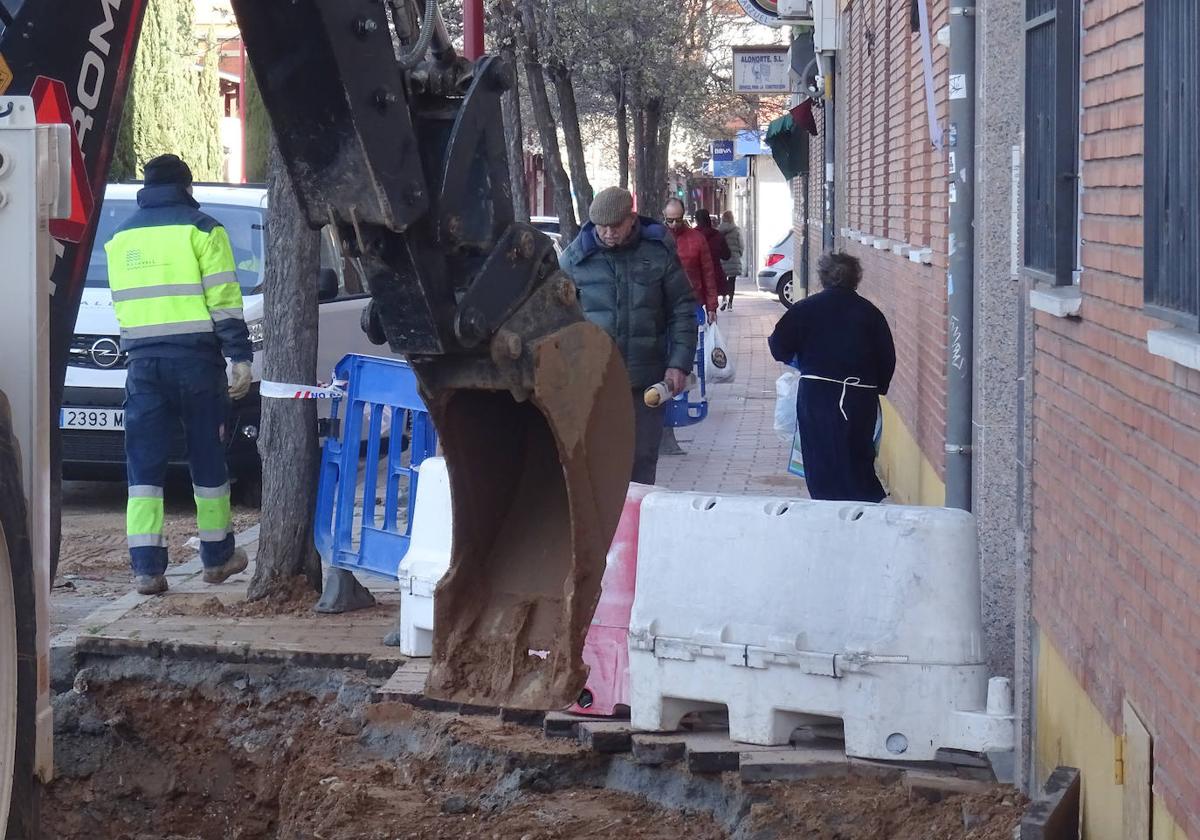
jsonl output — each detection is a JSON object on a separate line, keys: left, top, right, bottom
{"left": 61, "top": 182, "right": 388, "bottom": 504}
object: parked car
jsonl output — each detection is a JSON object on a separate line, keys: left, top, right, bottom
{"left": 756, "top": 230, "right": 798, "bottom": 308}
{"left": 531, "top": 214, "right": 563, "bottom": 254}
{"left": 61, "top": 183, "right": 387, "bottom": 505}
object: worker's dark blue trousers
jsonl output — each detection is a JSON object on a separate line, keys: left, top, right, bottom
{"left": 124, "top": 357, "right": 235, "bottom": 577}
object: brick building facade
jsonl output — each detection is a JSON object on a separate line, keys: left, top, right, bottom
{"left": 1029, "top": 0, "right": 1199, "bottom": 835}
{"left": 785, "top": 0, "right": 1197, "bottom": 835}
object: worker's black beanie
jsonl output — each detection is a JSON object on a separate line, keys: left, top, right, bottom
{"left": 144, "top": 154, "right": 193, "bottom": 188}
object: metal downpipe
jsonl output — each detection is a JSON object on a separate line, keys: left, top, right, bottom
{"left": 822, "top": 57, "right": 836, "bottom": 253}
{"left": 945, "top": 4, "right": 976, "bottom": 511}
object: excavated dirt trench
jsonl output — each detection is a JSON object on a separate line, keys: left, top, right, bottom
{"left": 42, "top": 665, "right": 1025, "bottom": 840}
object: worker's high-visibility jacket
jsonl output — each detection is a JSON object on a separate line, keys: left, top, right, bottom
{"left": 104, "top": 183, "right": 253, "bottom": 363}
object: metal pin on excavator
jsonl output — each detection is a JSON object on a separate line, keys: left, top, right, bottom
{"left": 228, "top": 0, "right": 634, "bottom": 710}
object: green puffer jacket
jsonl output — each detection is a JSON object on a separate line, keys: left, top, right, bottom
{"left": 559, "top": 217, "right": 699, "bottom": 389}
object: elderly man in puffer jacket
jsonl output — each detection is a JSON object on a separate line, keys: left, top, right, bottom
{"left": 559, "top": 186, "right": 699, "bottom": 485}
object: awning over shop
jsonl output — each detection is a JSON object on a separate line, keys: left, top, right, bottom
{"left": 765, "top": 100, "right": 818, "bottom": 180}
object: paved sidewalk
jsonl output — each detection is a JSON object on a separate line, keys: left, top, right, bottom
{"left": 655, "top": 291, "right": 807, "bottom": 498}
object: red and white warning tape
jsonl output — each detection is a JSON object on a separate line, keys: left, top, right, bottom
{"left": 259, "top": 379, "right": 347, "bottom": 400}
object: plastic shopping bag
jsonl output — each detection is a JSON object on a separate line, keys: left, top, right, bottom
{"left": 705, "top": 322, "right": 736, "bottom": 383}
{"left": 773, "top": 370, "right": 799, "bottom": 443}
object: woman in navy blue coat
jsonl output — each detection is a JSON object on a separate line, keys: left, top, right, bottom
{"left": 768, "top": 252, "right": 896, "bottom": 502}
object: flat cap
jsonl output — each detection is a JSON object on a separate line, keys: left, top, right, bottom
{"left": 590, "top": 186, "right": 634, "bottom": 226}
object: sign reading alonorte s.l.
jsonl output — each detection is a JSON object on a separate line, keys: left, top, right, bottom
{"left": 735, "top": 0, "right": 781, "bottom": 26}
{"left": 732, "top": 46, "right": 791, "bottom": 94}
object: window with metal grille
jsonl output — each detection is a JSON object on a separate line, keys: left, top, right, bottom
{"left": 1144, "top": 0, "right": 1200, "bottom": 327}
{"left": 1023, "top": 0, "right": 1080, "bottom": 284}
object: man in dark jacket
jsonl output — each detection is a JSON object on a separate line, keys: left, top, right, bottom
{"left": 768, "top": 252, "right": 896, "bottom": 502}
{"left": 560, "top": 186, "right": 698, "bottom": 484}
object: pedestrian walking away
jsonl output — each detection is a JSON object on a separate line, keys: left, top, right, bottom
{"left": 767, "top": 252, "right": 896, "bottom": 503}
{"left": 694, "top": 209, "right": 731, "bottom": 309}
{"left": 559, "top": 186, "right": 698, "bottom": 485}
{"left": 661, "top": 198, "right": 720, "bottom": 323}
{"left": 104, "top": 153, "right": 253, "bottom": 595}
{"left": 717, "top": 210, "right": 744, "bottom": 310}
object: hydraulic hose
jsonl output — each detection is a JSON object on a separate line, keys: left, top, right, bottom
{"left": 397, "top": 0, "right": 440, "bottom": 69}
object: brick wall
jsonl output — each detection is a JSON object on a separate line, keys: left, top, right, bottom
{"left": 811, "top": 0, "right": 951, "bottom": 480}
{"left": 1030, "top": 0, "right": 1200, "bottom": 832}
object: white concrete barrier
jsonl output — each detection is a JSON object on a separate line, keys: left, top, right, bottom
{"left": 628, "top": 493, "right": 1014, "bottom": 760}
{"left": 395, "top": 457, "right": 452, "bottom": 657}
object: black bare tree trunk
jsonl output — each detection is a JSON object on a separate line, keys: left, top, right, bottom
{"left": 501, "top": 47, "right": 530, "bottom": 221}
{"left": 614, "top": 75, "right": 630, "bottom": 191}
{"left": 247, "top": 136, "right": 323, "bottom": 601}
{"left": 653, "top": 108, "right": 674, "bottom": 215}
{"left": 516, "top": 0, "right": 578, "bottom": 242}
{"left": 549, "top": 62, "right": 594, "bottom": 223}
{"left": 633, "top": 93, "right": 663, "bottom": 215}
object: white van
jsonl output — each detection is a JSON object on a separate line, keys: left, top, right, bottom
{"left": 61, "top": 183, "right": 388, "bottom": 504}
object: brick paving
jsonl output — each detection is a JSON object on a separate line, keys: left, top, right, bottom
{"left": 654, "top": 291, "right": 808, "bottom": 498}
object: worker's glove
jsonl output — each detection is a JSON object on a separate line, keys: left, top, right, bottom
{"left": 228, "top": 361, "right": 253, "bottom": 401}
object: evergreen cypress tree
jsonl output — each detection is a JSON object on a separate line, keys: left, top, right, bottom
{"left": 112, "top": 0, "right": 226, "bottom": 181}
{"left": 197, "top": 30, "right": 225, "bottom": 181}
{"left": 243, "top": 63, "right": 270, "bottom": 183}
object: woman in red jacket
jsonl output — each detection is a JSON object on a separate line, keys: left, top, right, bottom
{"left": 662, "top": 199, "right": 719, "bottom": 323}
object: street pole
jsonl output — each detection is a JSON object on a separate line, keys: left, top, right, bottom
{"left": 239, "top": 39, "right": 248, "bottom": 183}
{"left": 944, "top": 4, "right": 976, "bottom": 510}
{"left": 464, "top": 0, "right": 485, "bottom": 60}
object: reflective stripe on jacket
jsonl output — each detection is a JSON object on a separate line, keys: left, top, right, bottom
{"left": 104, "top": 184, "right": 252, "bottom": 363}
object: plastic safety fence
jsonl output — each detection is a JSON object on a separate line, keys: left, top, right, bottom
{"left": 664, "top": 306, "right": 709, "bottom": 428}
{"left": 314, "top": 355, "right": 438, "bottom": 579}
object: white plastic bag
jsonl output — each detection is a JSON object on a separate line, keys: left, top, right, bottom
{"left": 706, "top": 322, "right": 736, "bottom": 383}
{"left": 773, "top": 370, "right": 799, "bottom": 443}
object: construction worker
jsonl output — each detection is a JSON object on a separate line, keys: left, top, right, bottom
{"left": 104, "top": 154, "right": 254, "bottom": 595}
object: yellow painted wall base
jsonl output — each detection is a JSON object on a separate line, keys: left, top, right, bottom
{"left": 1155, "top": 798, "right": 1191, "bottom": 840}
{"left": 876, "top": 397, "right": 945, "bottom": 507}
{"left": 1035, "top": 629, "right": 1191, "bottom": 839}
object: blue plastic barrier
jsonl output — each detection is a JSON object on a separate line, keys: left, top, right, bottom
{"left": 314, "top": 354, "right": 438, "bottom": 579}
{"left": 664, "top": 306, "right": 709, "bottom": 428}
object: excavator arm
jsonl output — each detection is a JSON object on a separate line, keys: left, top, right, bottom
{"left": 0, "top": 0, "right": 627, "bottom": 727}
{"left": 230, "top": 0, "right": 633, "bottom": 710}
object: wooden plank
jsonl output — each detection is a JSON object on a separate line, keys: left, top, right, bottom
{"left": 683, "top": 732, "right": 747, "bottom": 774}
{"left": 373, "top": 660, "right": 429, "bottom": 703}
{"left": 1020, "top": 766, "right": 1081, "bottom": 840}
{"left": 739, "top": 748, "right": 850, "bottom": 784}
{"left": 903, "top": 770, "right": 1000, "bottom": 802}
{"left": 499, "top": 707, "right": 546, "bottom": 727}
{"left": 577, "top": 720, "right": 635, "bottom": 754}
{"left": 631, "top": 733, "right": 688, "bottom": 766}
{"left": 543, "top": 711, "right": 583, "bottom": 739}
{"left": 847, "top": 757, "right": 905, "bottom": 784}
{"left": 1122, "top": 701, "right": 1152, "bottom": 840}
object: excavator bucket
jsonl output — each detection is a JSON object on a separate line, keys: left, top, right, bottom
{"left": 228, "top": 0, "right": 637, "bottom": 710}
{"left": 412, "top": 277, "right": 635, "bottom": 710}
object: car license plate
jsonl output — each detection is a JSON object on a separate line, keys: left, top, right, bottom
{"left": 60, "top": 408, "right": 125, "bottom": 430}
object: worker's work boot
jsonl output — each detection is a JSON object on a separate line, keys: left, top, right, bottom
{"left": 202, "top": 547, "right": 249, "bottom": 584}
{"left": 134, "top": 574, "right": 168, "bottom": 596}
